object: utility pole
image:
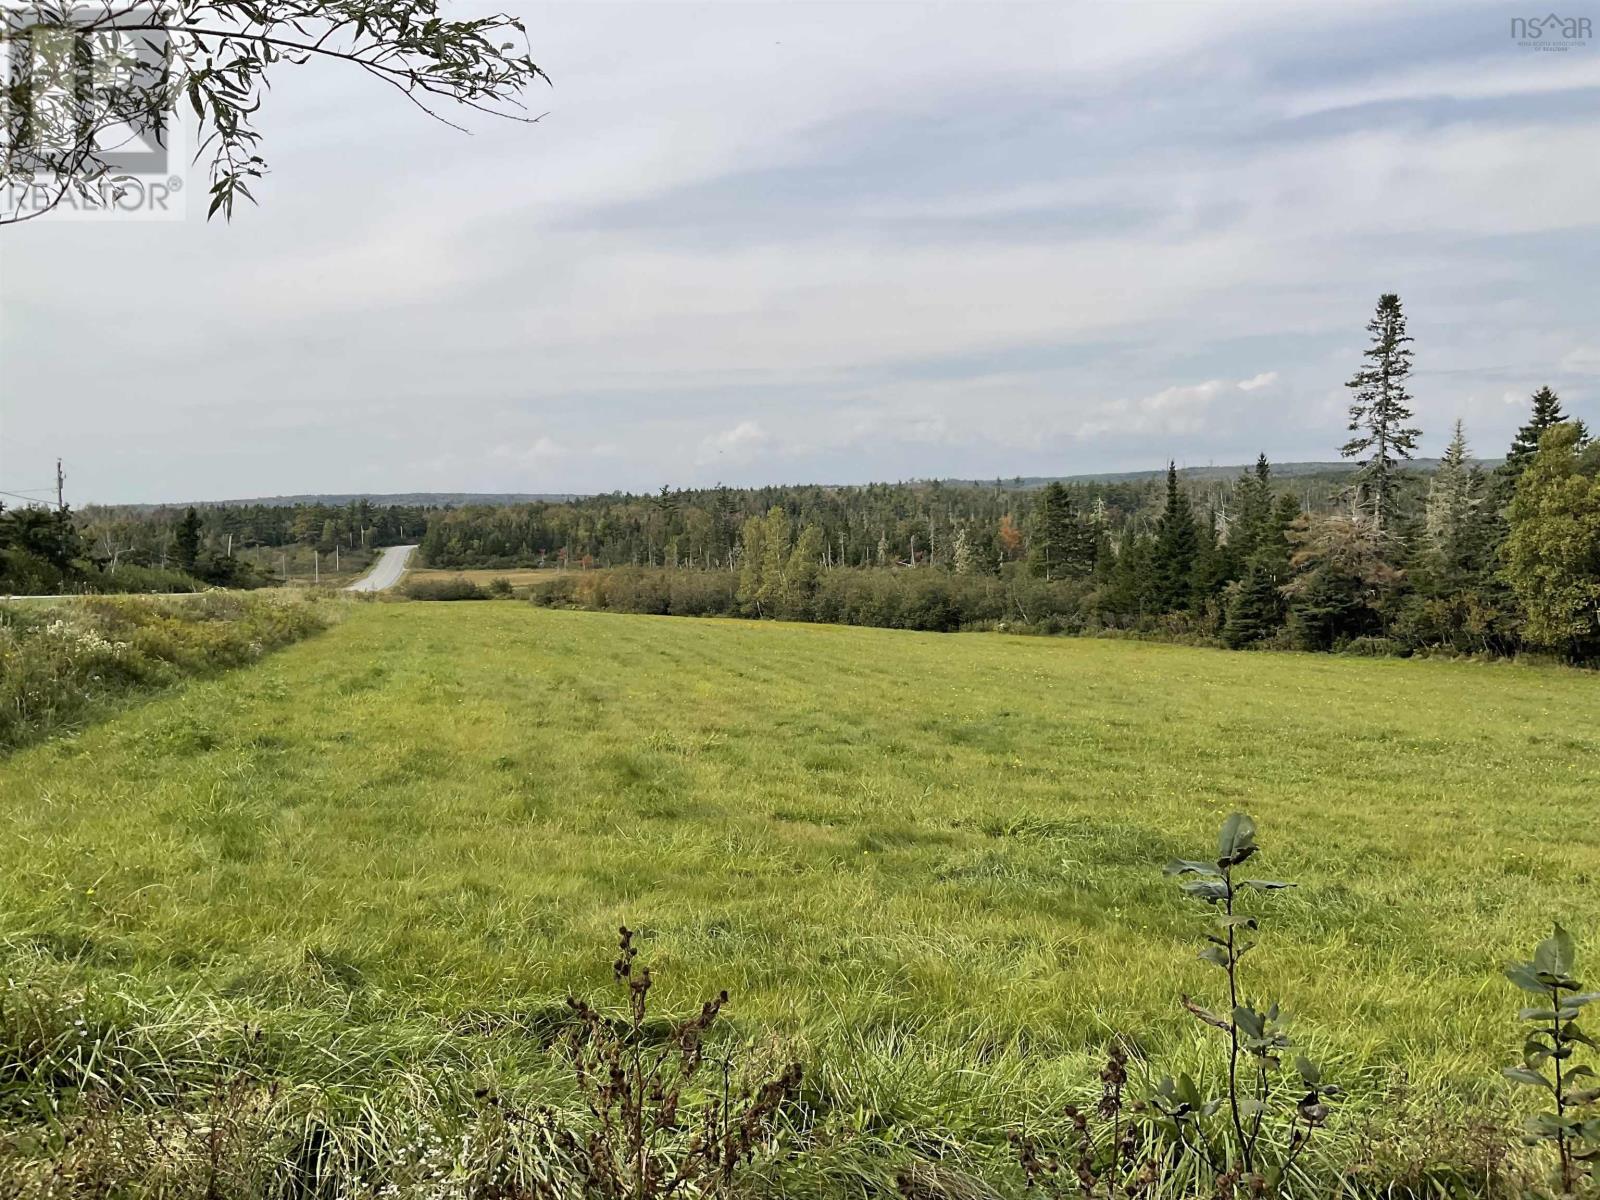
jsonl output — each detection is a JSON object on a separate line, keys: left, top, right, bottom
{"left": 55, "top": 458, "right": 65, "bottom": 511}
{"left": 314, "top": 550, "right": 320, "bottom": 585}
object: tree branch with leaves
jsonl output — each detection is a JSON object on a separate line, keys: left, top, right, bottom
{"left": 1, "top": 0, "right": 547, "bottom": 223}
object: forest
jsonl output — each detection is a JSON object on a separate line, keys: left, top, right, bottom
{"left": 6, "top": 295, "right": 1597, "bottom": 661}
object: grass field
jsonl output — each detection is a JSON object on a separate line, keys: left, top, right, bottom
{"left": 3, "top": 602, "right": 1598, "bottom": 1192}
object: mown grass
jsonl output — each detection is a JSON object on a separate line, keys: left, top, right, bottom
{"left": 1, "top": 602, "right": 1597, "bottom": 1194}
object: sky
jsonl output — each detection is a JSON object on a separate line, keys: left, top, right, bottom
{"left": 1, "top": 0, "right": 1597, "bottom": 505}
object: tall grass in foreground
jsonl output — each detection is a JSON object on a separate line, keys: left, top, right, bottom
{"left": 4, "top": 606, "right": 1600, "bottom": 1195}
{"left": 0, "top": 592, "right": 331, "bottom": 751}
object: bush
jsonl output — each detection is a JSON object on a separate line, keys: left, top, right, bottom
{"left": 403, "top": 577, "right": 488, "bottom": 601}
{"left": 522, "top": 567, "right": 1101, "bottom": 635}
{"left": 1340, "top": 635, "right": 1406, "bottom": 658}
{"left": 0, "top": 592, "right": 330, "bottom": 751}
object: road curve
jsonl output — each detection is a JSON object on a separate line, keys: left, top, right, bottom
{"left": 345, "top": 544, "right": 418, "bottom": 592}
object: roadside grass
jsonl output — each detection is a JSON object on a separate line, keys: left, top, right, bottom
{"left": 0, "top": 591, "right": 332, "bottom": 752}
{"left": 1, "top": 602, "right": 1597, "bottom": 1193}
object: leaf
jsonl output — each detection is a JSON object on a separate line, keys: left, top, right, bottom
{"left": 1506, "top": 962, "right": 1549, "bottom": 994}
{"left": 1240, "top": 879, "right": 1295, "bottom": 892}
{"left": 1534, "top": 925, "right": 1576, "bottom": 978}
{"left": 1233, "top": 1006, "right": 1265, "bottom": 1039}
{"left": 1503, "top": 1066, "right": 1554, "bottom": 1091}
{"left": 1519, "top": 1008, "right": 1562, "bottom": 1022}
{"left": 1180, "top": 995, "right": 1230, "bottom": 1031}
{"left": 1197, "top": 944, "right": 1230, "bottom": 969}
{"left": 1217, "top": 813, "right": 1257, "bottom": 866}
{"left": 1296, "top": 1055, "right": 1322, "bottom": 1087}
{"left": 1164, "top": 859, "right": 1221, "bottom": 877}
{"left": 1180, "top": 880, "right": 1228, "bottom": 904}
{"left": 1562, "top": 1087, "right": 1600, "bottom": 1105}
{"left": 1177, "top": 1073, "right": 1204, "bottom": 1108}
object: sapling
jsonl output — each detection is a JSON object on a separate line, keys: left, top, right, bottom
{"left": 1503, "top": 924, "right": 1600, "bottom": 1194}
{"left": 1160, "top": 813, "right": 1338, "bottom": 1190}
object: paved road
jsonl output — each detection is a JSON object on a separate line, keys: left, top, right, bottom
{"left": 345, "top": 544, "right": 418, "bottom": 592}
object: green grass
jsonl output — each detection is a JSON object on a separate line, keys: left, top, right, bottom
{"left": 3, "top": 602, "right": 1598, "bottom": 1192}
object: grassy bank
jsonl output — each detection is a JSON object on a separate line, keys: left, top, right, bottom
{"left": 0, "top": 591, "right": 333, "bottom": 752}
{"left": 1, "top": 603, "right": 1597, "bottom": 1194}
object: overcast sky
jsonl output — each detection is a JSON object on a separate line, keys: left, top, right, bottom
{"left": 1, "top": 0, "right": 1597, "bottom": 505}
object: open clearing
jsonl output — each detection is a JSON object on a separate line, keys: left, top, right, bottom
{"left": 3, "top": 602, "right": 1598, "bottom": 1166}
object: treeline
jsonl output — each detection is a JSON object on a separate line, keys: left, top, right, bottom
{"left": 523, "top": 295, "right": 1597, "bottom": 662}
{"left": 1, "top": 498, "right": 427, "bottom": 594}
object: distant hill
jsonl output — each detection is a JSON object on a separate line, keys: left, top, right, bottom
{"left": 114, "top": 461, "right": 1474, "bottom": 510}
{"left": 944, "top": 460, "right": 1452, "bottom": 489}
{"left": 110, "top": 492, "right": 583, "bottom": 510}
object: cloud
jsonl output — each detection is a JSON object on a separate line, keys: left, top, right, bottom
{"left": 1, "top": 1, "right": 1596, "bottom": 501}
{"left": 697, "top": 420, "right": 771, "bottom": 466}
{"left": 1073, "top": 380, "right": 1231, "bottom": 441}
{"left": 1562, "top": 347, "right": 1600, "bottom": 375}
{"left": 492, "top": 436, "right": 568, "bottom": 463}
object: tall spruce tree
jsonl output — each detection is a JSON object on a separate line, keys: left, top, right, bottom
{"left": 1342, "top": 293, "right": 1421, "bottom": 530}
{"left": 1151, "top": 462, "right": 1200, "bottom": 611}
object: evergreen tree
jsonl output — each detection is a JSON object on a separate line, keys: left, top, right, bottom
{"left": 1421, "top": 420, "right": 1488, "bottom": 592}
{"left": 1099, "top": 534, "right": 1156, "bottom": 621}
{"left": 1221, "top": 473, "right": 1296, "bottom": 648}
{"left": 1029, "top": 483, "right": 1095, "bottom": 580}
{"left": 1502, "top": 387, "right": 1586, "bottom": 485}
{"left": 1233, "top": 454, "right": 1274, "bottom": 563}
{"left": 1282, "top": 514, "right": 1401, "bottom": 650}
{"left": 1150, "top": 462, "right": 1200, "bottom": 610}
{"left": 1342, "top": 293, "right": 1421, "bottom": 529}
{"left": 175, "top": 506, "right": 203, "bottom": 573}
{"left": 1221, "top": 560, "right": 1283, "bottom": 649}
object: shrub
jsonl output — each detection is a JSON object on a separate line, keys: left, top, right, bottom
{"left": 403, "top": 577, "right": 488, "bottom": 601}
{"left": 1339, "top": 635, "right": 1406, "bottom": 658}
